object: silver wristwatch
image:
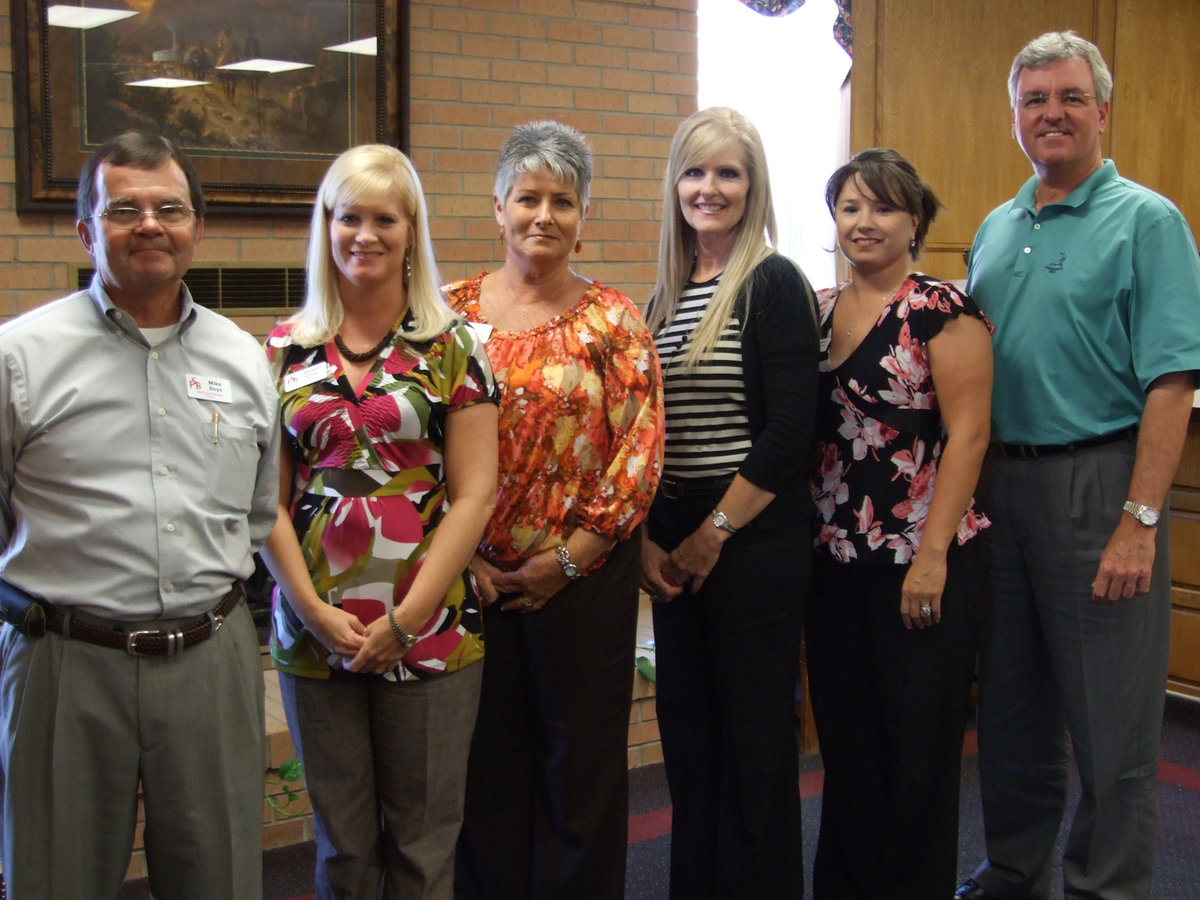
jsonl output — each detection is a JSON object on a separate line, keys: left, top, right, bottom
{"left": 1122, "top": 500, "right": 1160, "bottom": 528}
{"left": 710, "top": 508, "right": 738, "bottom": 535}
{"left": 386, "top": 609, "right": 420, "bottom": 649}
{"left": 556, "top": 545, "right": 582, "bottom": 580}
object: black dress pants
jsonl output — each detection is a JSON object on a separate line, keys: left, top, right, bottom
{"left": 805, "top": 539, "right": 984, "bottom": 899}
{"left": 649, "top": 490, "right": 807, "bottom": 900}
{"left": 456, "top": 537, "right": 640, "bottom": 900}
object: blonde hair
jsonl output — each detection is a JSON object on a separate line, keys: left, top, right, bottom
{"left": 288, "top": 144, "right": 454, "bottom": 346}
{"left": 649, "top": 107, "right": 778, "bottom": 369}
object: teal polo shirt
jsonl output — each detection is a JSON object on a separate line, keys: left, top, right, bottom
{"left": 967, "top": 160, "right": 1200, "bottom": 445}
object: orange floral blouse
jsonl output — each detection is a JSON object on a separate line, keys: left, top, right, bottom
{"left": 444, "top": 273, "right": 664, "bottom": 572}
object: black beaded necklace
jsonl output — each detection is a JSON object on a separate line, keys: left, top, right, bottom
{"left": 334, "top": 313, "right": 405, "bottom": 363}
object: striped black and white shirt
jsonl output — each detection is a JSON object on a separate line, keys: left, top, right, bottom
{"left": 655, "top": 275, "right": 751, "bottom": 480}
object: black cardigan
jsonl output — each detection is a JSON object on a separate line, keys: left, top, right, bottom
{"left": 732, "top": 253, "right": 820, "bottom": 526}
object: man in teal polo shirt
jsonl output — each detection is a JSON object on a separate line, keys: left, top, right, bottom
{"left": 956, "top": 31, "right": 1200, "bottom": 900}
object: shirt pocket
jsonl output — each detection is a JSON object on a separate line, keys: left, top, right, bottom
{"left": 201, "top": 420, "right": 260, "bottom": 512}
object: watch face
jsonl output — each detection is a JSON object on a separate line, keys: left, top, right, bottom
{"left": 1139, "top": 508, "right": 1159, "bottom": 526}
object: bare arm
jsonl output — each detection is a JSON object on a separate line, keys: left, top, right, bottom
{"left": 1091, "top": 371, "right": 1195, "bottom": 603}
{"left": 901, "top": 315, "right": 993, "bottom": 629}
{"left": 258, "top": 440, "right": 367, "bottom": 658}
{"left": 348, "top": 401, "right": 499, "bottom": 671}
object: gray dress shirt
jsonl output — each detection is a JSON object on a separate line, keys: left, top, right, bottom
{"left": 0, "top": 278, "right": 280, "bottom": 619}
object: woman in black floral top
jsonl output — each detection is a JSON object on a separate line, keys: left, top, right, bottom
{"left": 806, "top": 148, "right": 993, "bottom": 899}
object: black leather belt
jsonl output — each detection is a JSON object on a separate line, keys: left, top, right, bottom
{"left": 992, "top": 425, "right": 1138, "bottom": 459}
{"left": 657, "top": 473, "right": 735, "bottom": 500}
{"left": 45, "top": 584, "right": 243, "bottom": 656}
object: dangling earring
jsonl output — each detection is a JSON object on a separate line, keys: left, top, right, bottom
{"left": 910, "top": 237, "right": 917, "bottom": 250}
{"left": 499, "top": 226, "right": 506, "bottom": 242}
{"left": 404, "top": 249, "right": 413, "bottom": 282}
{"left": 575, "top": 238, "right": 583, "bottom": 254}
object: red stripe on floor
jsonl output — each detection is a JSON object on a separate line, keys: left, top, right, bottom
{"left": 1160, "top": 758, "right": 1200, "bottom": 792}
{"left": 628, "top": 805, "right": 672, "bottom": 843}
{"left": 799, "top": 769, "right": 824, "bottom": 799}
{"left": 963, "top": 729, "right": 978, "bottom": 755}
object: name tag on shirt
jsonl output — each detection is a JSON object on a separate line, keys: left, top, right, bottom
{"left": 283, "top": 362, "right": 336, "bottom": 393}
{"left": 186, "top": 374, "right": 232, "bottom": 403}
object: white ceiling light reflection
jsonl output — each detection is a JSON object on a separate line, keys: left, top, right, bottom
{"left": 126, "top": 78, "right": 208, "bottom": 89}
{"left": 216, "top": 59, "right": 313, "bottom": 74}
{"left": 325, "top": 38, "right": 376, "bottom": 56}
{"left": 47, "top": 5, "right": 138, "bottom": 29}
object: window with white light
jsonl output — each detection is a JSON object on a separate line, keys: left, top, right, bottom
{"left": 697, "top": 0, "right": 851, "bottom": 291}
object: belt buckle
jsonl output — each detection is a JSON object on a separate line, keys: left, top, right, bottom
{"left": 658, "top": 478, "right": 681, "bottom": 500}
{"left": 126, "top": 627, "right": 185, "bottom": 656}
{"left": 126, "top": 629, "right": 156, "bottom": 656}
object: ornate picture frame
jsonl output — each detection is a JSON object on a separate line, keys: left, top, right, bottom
{"left": 13, "top": 0, "right": 408, "bottom": 215}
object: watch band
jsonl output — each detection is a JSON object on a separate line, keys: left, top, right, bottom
{"left": 386, "top": 609, "right": 420, "bottom": 649}
{"left": 1122, "top": 500, "right": 1160, "bottom": 528}
{"left": 711, "top": 508, "right": 738, "bottom": 535}
{"left": 556, "top": 545, "right": 582, "bottom": 580}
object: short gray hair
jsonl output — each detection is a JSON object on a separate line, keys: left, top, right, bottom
{"left": 494, "top": 120, "right": 593, "bottom": 208}
{"left": 1009, "top": 31, "right": 1113, "bottom": 106}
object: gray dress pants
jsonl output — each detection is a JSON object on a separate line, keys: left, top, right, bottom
{"left": 973, "top": 438, "right": 1170, "bottom": 900}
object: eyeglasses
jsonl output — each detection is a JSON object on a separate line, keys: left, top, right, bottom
{"left": 1017, "top": 90, "right": 1094, "bottom": 112}
{"left": 94, "top": 204, "right": 196, "bottom": 228}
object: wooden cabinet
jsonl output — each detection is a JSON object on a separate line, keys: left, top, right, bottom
{"left": 1169, "top": 417, "right": 1200, "bottom": 698}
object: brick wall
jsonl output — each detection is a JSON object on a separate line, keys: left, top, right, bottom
{"left": 0, "top": 1, "right": 699, "bottom": 329}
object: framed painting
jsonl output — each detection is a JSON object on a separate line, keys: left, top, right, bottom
{"left": 13, "top": 0, "right": 408, "bottom": 215}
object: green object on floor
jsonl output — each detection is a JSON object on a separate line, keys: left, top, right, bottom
{"left": 636, "top": 655, "right": 656, "bottom": 684}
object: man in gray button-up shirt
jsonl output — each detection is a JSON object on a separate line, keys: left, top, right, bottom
{"left": 0, "top": 132, "right": 280, "bottom": 898}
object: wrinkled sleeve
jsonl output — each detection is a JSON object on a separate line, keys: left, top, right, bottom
{"left": 577, "top": 296, "right": 664, "bottom": 540}
{"left": 910, "top": 279, "right": 993, "bottom": 346}
{"left": 738, "top": 256, "right": 820, "bottom": 493}
{"left": 0, "top": 349, "right": 21, "bottom": 549}
{"left": 1129, "top": 209, "right": 1200, "bottom": 390}
{"left": 248, "top": 341, "right": 282, "bottom": 549}
{"left": 443, "top": 320, "right": 500, "bottom": 411}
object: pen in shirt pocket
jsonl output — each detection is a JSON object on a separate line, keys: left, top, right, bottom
{"left": 211, "top": 408, "right": 220, "bottom": 443}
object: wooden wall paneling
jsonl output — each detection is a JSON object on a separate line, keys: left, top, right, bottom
{"left": 1109, "top": 0, "right": 1200, "bottom": 235}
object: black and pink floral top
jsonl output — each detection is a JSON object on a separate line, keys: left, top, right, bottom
{"left": 809, "top": 273, "right": 991, "bottom": 566}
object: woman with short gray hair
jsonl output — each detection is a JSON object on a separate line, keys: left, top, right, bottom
{"left": 448, "top": 120, "right": 663, "bottom": 898}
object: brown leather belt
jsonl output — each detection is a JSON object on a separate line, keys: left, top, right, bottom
{"left": 44, "top": 584, "right": 243, "bottom": 656}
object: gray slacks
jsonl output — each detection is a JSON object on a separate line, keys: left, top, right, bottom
{"left": 279, "top": 660, "right": 482, "bottom": 900}
{"left": 0, "top": 600, "right": 265, "bottom": 900}
{"left": 973, "top": 438, "right": 1170, "bottom": 899}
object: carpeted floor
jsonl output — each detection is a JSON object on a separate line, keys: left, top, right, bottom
{"left": 104, "top": 693, "right": 1200, "bottom": 899}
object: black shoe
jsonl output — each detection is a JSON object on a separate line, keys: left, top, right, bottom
{"left": 954, "top": 879, "right": 999, "bottom": 899}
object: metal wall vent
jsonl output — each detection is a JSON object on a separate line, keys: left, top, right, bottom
{"left": 74, "top": 264, "right": 306, "bottom": 315}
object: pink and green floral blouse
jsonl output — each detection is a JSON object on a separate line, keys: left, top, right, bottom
{"left": 810, "top": 273, "right": 991, "bottom": 566}
{"left": 265, "top": 316, "right": 498, "bottom": 680}
{"left": 444, "top": 274, "right": 664, "bottom": 571}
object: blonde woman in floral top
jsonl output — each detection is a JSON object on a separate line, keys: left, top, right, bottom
{"left": 260, "top": 145, "right": 499, "bottom": 899}
{"left": 806, "top": 148, "right": 993, "bottom": 899}
{"left": 447, "top": 121, "right": 663, "bottom": 900}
